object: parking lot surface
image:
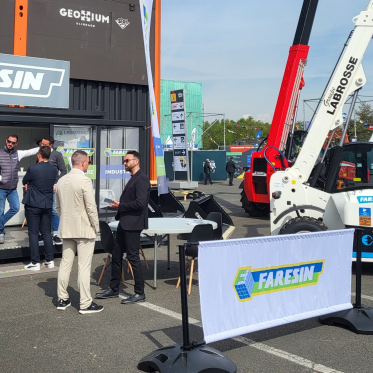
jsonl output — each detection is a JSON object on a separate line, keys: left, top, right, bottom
{"left": 1, "top": 181, "right": 373, "bottom": 373}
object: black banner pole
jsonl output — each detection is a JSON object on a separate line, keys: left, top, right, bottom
{"left": 137, "top": 243, "right": 237, "bottom": 372}
{"left": 320, "top": 229, "right": 373, "bottom": 334}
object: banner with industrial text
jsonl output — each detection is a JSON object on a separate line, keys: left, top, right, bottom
{"left": 198, "top": 230, "right": 354, "bottom": 343}
{"left": 139, "top": 0, "right": 167, "bottom": 194}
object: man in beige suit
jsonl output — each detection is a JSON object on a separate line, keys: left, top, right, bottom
{"left": 55, "top": 150, "right": 103, "bottom": 314}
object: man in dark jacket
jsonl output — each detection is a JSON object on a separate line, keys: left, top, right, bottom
{"left": 22, "top": 146, "right": 58, "bottom": 271}
{"left": 96, "top": 150, "right": 150, "bottom": 304}
{"left": 0, "top": 135, "right": 39, "bottom": 244}
{"left": 203, "top": 158, "right": 214, "bottom": 185}
{"left": 40, "top": 136, "right": 67, "bottom": 245}
{"left": 226, "top": 157, "right": 238, "bottom": 186}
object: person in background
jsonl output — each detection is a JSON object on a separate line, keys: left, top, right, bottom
{"left": 22, "top": 146, "right": 57, "bottom": 271}
{"left": 203, "top": 158, "right": 214, "bottom": 185}
{"left": 55, "top": 150, "right": 102, "bottom": 314}
{"left": 226, "top": 157, "right": 238, "bottom": 186}
{"left": 0, "top": 135, "right": 39, "bottom": 244}
{"left": 96, "top": 150, "right": 150, "bottom": 304}
{"left": 39, "top": 136, "right": 67, "bottom": 245}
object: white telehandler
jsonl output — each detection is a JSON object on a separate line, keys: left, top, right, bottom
{"left": 270, "top": 1, "right": 373, "bottom": 259}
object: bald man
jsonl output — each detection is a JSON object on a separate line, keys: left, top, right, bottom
{"left": 203, "top": 159, "right": 214, "bottom": 185}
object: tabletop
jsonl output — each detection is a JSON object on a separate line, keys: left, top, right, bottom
{"left": 109, "top": 217, "right": 217, "bottom": 235}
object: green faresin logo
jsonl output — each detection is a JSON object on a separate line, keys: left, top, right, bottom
{"left": 233, "top": 260, "right": 325, "bottom": 302}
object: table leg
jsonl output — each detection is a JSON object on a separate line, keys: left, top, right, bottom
{"left": 153, "top": 235, "right": 158, "bottom": 289}
{"left": 167, "top": 234, "right": 170, "bottom": 270}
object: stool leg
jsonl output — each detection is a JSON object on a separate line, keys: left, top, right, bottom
{"left": 21, "top": 218, "right": 26, "bottom": 230}
{"left": 188, "top": 259, "right": 195, "bottom": 295}
{"left": 97, "top": 255, "right": 110, "bottom": 285}
{"left": 121, "top": 267, "right": 125, "bottom": 282}
{"left": 128, "top": 261, "right": 134, "bottom": 280}
{"left": 140, "top": 246, "right": 149, "bottom": 270}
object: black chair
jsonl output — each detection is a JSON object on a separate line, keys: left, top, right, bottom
{"left": 176, "top": 223, "right": 214, "bottom": 294}
{"left": 206, "top": 212, "right": 223, "bottom": 240}
{"left": 97, "top": 221, "right": 149, "bottom": 285}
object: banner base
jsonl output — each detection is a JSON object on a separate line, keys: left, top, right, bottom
{"left": 319, "top": 305, "right": 373, "bottom": 334}
{"left": 137, "top": 344, "right": 237, "bottom": 373}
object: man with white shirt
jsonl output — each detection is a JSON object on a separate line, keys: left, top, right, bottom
{"left": 0, "top": 134, "right": 39, "bottom": 244}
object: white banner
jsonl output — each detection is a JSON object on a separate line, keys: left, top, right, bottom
{"left": 139, "top": 0, "right": 167, "bottom": 194}
{"left": 198, "top": 230, "right": 354, "bottom": 344}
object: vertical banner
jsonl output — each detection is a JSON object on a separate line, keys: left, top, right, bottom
{"left": 198, "top": 230, "right": 354, "bottom": 344}
{"left": 171, "top": 89, "right": 188, "bottom": 172}
{"left": 140, "top": 0, "right": 168, "bottom": 194}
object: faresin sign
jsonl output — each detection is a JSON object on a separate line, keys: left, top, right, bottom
{"left": 0, "top": 53, "right": 69, "bottom": 108}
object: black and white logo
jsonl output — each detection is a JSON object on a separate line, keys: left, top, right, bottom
{"left": 116, "top": 18, "right": 130, "bottom": 29}
{"left": 60, "top": 8, "right": 110, "bottom": 28}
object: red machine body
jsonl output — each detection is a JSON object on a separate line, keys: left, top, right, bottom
{"left": 241, "top": 0, "right": 318, "bottom": 216}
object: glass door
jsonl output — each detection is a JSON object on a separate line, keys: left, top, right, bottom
{"left": 99, "top": 126, "right": 139, "bottom": 217}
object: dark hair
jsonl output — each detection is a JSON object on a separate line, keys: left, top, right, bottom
{"left": 230, "top": 157, "right": 234, "bottom": 160}
{"left": 42, "top": 135, "right": 55, "bottom": 145}
{"left": 126, "top": 150, "right": 140, "bottom": 161}
{"left": 8, "top": 134, "right": 18, "bottom": 141}
{"left": 38, "top": 146, "right": 51, "bottom": 160}
{"left": 71, "top": 150, "right": 88, "bottom": 166}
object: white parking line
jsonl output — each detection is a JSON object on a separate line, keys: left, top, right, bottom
{"left": 139, "top": 302, "right": 343, "bottom": 373}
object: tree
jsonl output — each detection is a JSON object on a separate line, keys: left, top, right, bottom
{"left": 201, "top": 117, "right": 271, "bottom": 149}
{"left": 350, "top": 103, "right": 373, "bottom": 141}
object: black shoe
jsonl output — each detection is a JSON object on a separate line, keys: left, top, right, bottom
{"left": 79, "top": 302, "right": 104, "bottom": 314}
{"left": 210, "top": 183, "right": 213, "bottom": 185}
{"left": 53, "top": 235, "right": 63, "bottom": 245}
{"left": 95, "top": 288, "right": 119, "bottom": 299}
{"left": 121, "top": 293, "right": 145, "bottom": 304}
{"left": 57, "top": 299, "right": 71, "bottom": 310}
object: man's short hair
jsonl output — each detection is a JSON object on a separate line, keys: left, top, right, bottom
{"left": 230, "top": 157, "right": 234, "bottom": 160}
{"left": 71, "top": 150, "right": 88, "bottom": 166}
{"left": 8, "top": 134, "right": 18, "bottom": 141}
{"left": 42, "top": 135, "right": 55, "bottom": 145}
{"left": 38, "top": 146, "right": 51, "bottom": 160}
{"left": 126, "top": 150, "right": 141, "bottom": 161}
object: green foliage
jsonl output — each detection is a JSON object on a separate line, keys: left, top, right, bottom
{"left": 201, "top": 117, "right": 271, "bottom": 150}
{"left": 349, "top": 103, "right": 373, "bottom": 141}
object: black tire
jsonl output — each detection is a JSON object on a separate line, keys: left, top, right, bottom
{"left": 279, "top": 217, "right": 328, "bottom": 234}
{"left": 240, "top": 190, "right": 270, "bottom": 217}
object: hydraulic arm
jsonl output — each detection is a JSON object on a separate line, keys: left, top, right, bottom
{"left": 241, "top": 0, "right": 319, "bottom": 216}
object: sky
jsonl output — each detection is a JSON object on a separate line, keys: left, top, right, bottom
{"left": 161, "top": 0, "right": 373, "bottom": 123}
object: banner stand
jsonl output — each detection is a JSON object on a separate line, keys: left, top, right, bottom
{"left": 320, "top": 229, "right": 373, "bottom": 334}
{"left": 137, "top": 243, "right": 237, "bottom": 373}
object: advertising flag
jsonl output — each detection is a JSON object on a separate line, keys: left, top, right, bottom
{"left": 139, "top": 0, "right": 167, "bottom": 194}
{"left": 198, "top": 230, "right": 353, "bottom": 343}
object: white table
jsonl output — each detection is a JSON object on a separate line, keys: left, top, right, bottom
{"left": 109, "top": 218, "right": 217, "bottom": 289}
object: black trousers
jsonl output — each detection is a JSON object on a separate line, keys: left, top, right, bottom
{"left": 25, "top": 205, "right": 54, "bottom": 264}
{"left": 110, "top": 225, "right": 144, "bottom": 295}
{"left": 204, "top": 173, "right": 212, "bottom": 185}
{"left": 228, "top": 172, "right": 234, "bottom": 185}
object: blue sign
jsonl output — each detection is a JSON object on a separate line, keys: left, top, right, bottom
{"left": 362, "top": 235, "right": 373, "bottom": 246}
{"left": 359, "top": 207, "right": 371, "bottom": 217}
{"left": 357, "top": 196, "right": 373, "bottom": 204}
{"left": 100, "top": 165, "right": 131, "bottom": 180}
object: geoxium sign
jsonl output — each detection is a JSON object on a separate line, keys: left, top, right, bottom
{"left": 0, "top": 53, "right": 69, "bottom": 108}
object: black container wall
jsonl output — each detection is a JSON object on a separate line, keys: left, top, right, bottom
{"left": 69, "top": 79, "right": 149, "bottom": 121}
{"left": 68, "top": 79, "right": 151, "bottom": 174}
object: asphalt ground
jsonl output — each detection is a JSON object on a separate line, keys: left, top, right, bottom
{"left": 1, "top": 180, "right": 373, "bottom": 373}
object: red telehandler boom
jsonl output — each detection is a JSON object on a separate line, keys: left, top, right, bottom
{"left": 241, "top": 0, "right": 319, "bottom": 216}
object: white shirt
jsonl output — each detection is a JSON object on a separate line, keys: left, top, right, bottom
{"left": 18, "top": 147, "right": 39, "bottom": 161}
{"left": 72, "top": 168, "right": 85, "bottom": 175}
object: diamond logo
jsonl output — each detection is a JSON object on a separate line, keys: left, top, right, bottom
{"left": 115, "top": 18, "right": 130, "bottom": 29}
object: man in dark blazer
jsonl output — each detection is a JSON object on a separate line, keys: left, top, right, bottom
{"left": 226, "top": 157, "right": 238, "bottom": 186}
{"left": 40, "top": 135, "right": 67, "bottom": 245}
{"left": 203, "top": 158, "right": 214, "bottom": 185}
{"left": 96, "top": 150, "right": 150, "bottom": 304}
{"left": 22, "top": 146, "right": 58, "bottom": 271}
